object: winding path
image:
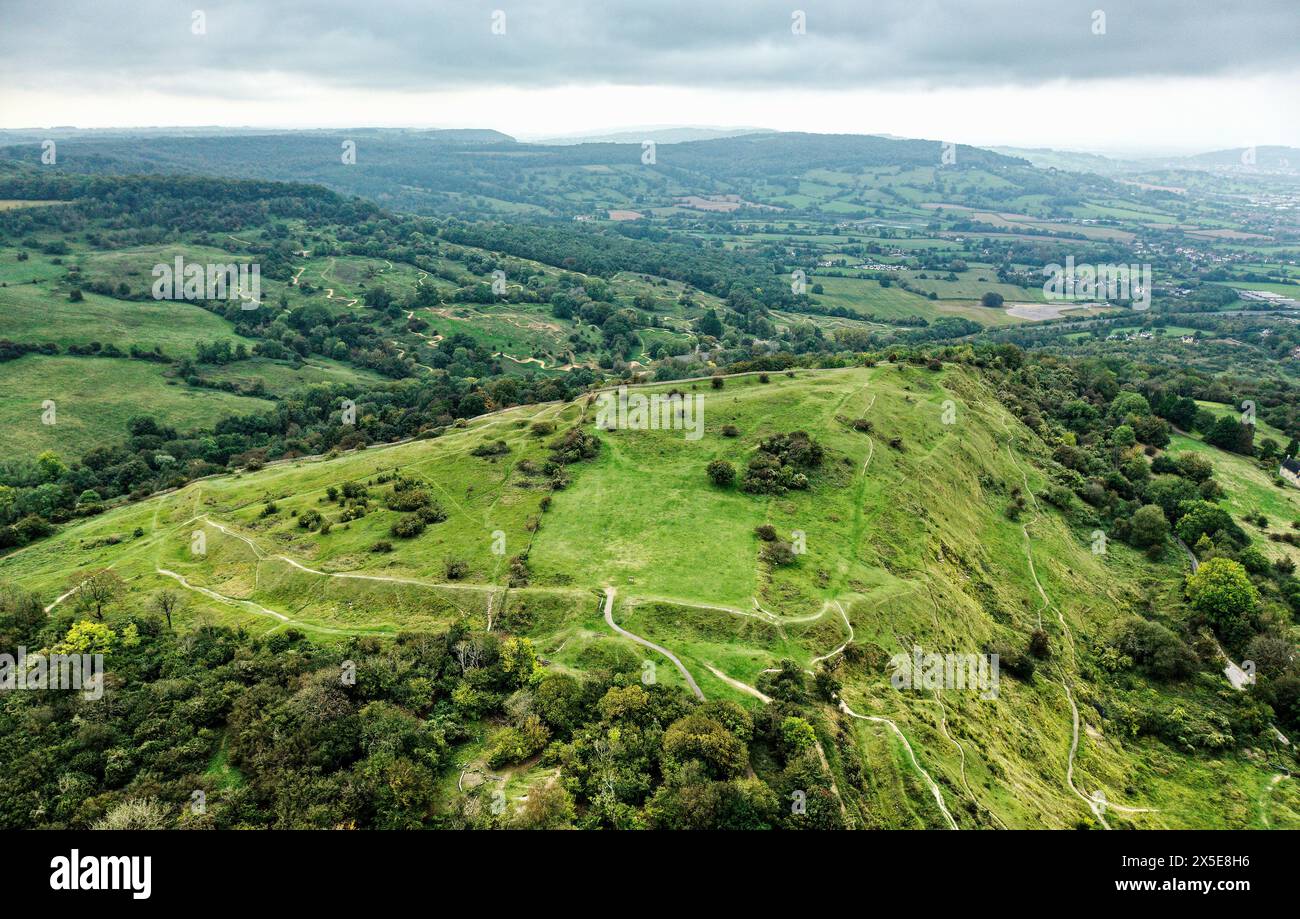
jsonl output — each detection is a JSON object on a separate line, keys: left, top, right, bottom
{"left": 703, "top": 663, "right": 771, "bottom": 703}
{"left": 839, "top": 699, "right": 958, "bottom": 829}
{"left": 601, "top": 587, "right": 703, "bottom": 699}
{"left": 1003, "top": 428, "right": 1158, "bottom": 825}
{"left": 155, "top": 567, "right": 392, "bottom": 637}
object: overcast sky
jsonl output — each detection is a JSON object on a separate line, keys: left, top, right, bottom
{"left": 1, "top": 0, "right": 1297, "bottom": 153}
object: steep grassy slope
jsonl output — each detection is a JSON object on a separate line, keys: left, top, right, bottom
{"left": 2, "top": 365, "right": 1292, "bottom": 828}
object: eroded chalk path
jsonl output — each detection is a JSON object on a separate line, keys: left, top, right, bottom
{"left": 601, "top": 587, "right": 703, "bottom": 700}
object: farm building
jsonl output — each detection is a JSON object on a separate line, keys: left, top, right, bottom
{"left": 1281, "top": 457, "right": 1300, "bottom": 487}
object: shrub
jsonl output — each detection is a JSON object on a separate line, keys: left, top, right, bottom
{"left": 390, "top": 515, "right": 426, "bottom": 539}
{"left": 298, "top": 510, "right": 323, "bottom": 530}
{"left": 416, "top": 502, "right": 448, "bottom": 524}
{"left": 486, "top": 715, "right": 550, "bottom": 768}
{"left": 471, "top": 440, "right": 511, "bottom": 458}
{"left": 763, "top": 542, "right": 797, "bottom": 566}
{"left": 707, "top": 459, "right": 736, "bottom": 486}
{"left": 1176, "top": 500, "right": 1246, "bottom": 547}
{"left": 386, "top": 488, "right": 431, "bottom": 512}
{"left": 1175, "top": 452, "right": 1214, "bottom": 483}
{"left": 722, "top": 424, "right": 740, "bottom": 438}
{"left": 370, "top": 541, "right": 393, "bottom": 553}
{"left": 1129, "top": 504, "right": 1170, "bottom": 548}
{"left": 661, "top": 714, "right": 748, "bottom": 779}
{"left": 755, "top": 524, "right": 777, "bottom": 541}
{"left": 1043, "top": 485, "right": 1074, "bottom": 511}
{"left": 1112, "top": 618, "right": 1197, "bottom": 681}
{"left": 710, "top": 375, "right": 724, "bottom": 390}
{"left": 445, "top": 558, "right": 470, "bottom": 580}
{"left": 758, "top": 431, "right": 823, "bottom": 469}
{"left": 509, "top": 555, "right": 531, "bottom": 588}
{"left": 1239, "top": 546, "right": 1271, "bottom": 576}
{"left": 987, "top": 642, "right": 1035, "bottom": 681}
{"left": 549, "top": 428, "right": 601, "bottom": 465}
{"left": 742, "top": 453, "right": 808, "bottom": 495}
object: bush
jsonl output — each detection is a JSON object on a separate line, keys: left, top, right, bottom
{"left": 755, "top": 524, "right": 777, "bottom": 541}
{"left": 1239, "top": 546, "right": 1271, "bottom": 576}
{"left": 763, "top": 542, "right": 797, "bottom": 566}
{"left": 759, "top": 431, "right": 823, "bottom": 469}
{"left": 722, "top": 424, "right": 740, "bottom": 438}
{"left": 471, "top": 440, "right": 511, "bottom": 458}
{"left": 416, "top": 502, "right": 448, "bottom": 524}
{"left": 370, "top": 541, "right": 393, "bottom": 553}
{"left": 390, "top": 515, "right": 426, "bottom": 539}
{"left": 1043, "top": 485, "right": 1074, "bottom": 511}
{"left": 1129, "top": 504, "right": 1169, "bottom": 548}
{"left": 710, "top": 375, "right": 724, "bottom": 390}
{"left": 1112, "top": 618, "right": 1197, "bottom": 681}
{"left": 707, "top": 459, "right": 736, "bottom": 487}
{"left": 1176, "top": 501, "right": 1246, "bottom": 547}
{"left": 298, "top": 510, "right": 323, "bottom": 530}
{"left": 987, "top": 642, "right": 1034, "bottom": 681}
{"left": 549, "top": 428, "right": 601, "bottom": 465}
{"left": 386, "top": 488, "right": 431, "bottom": 512}
{"left": 486, "top": 715, "right": 550, "bottom": 768}
{"left": 445, "top": 558, "right": 470, "bottom": 580}
{"left": 1174, "top": 452, "right": 1214, "bottom": 483}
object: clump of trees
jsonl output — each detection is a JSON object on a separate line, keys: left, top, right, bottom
{"left": 742, "top": 432, "right": 823, "bottom": 495}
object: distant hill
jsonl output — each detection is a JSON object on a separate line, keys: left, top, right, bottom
{"left": 1177, "top": 145, "right": 1300, "bottom": 170}
{"left": 659, "top": 131, "right": 1028, "bottom": 176}
{"left": 990, "top": 146, "right": 1142, "bottom": 175}
{"left": 531, "top": 126, "right": 772, "bottom": 145}
{"left": 0, "top": 128, "right": 1056, "bottom": 217}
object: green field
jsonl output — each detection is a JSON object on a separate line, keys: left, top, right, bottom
{"left": 0, "top": 355, "right": 273, "bottom": 456}
{"left": 1168, "top": 433, "right": 1300, "bottom": 565}
{"left": 810, "top": 275, "right": 1025, "bottom": 327}
{"left": 0, "top": 283, "right": 254, "bottom": 353}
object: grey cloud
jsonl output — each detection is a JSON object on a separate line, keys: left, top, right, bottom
{"left": 1, "top": 0, "right": 1297, "bottom": 93}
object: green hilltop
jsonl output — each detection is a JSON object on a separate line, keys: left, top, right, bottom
{"left": 4, "top": 363, "right": 1293, "bottom": 828}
